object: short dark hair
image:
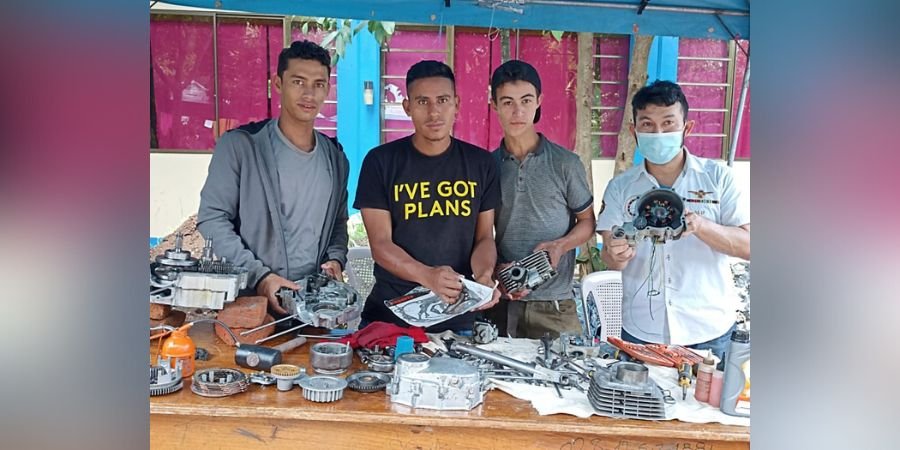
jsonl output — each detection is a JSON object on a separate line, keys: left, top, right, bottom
{"left": 490, "top": 60, "right": 542, "bottom": 101}
{"left": 631, "top": 80, "right": 689, "bottom": 123}
{"left": 490, "top": 59, "right": 543, "bottom": 123}
{"left": 277, "top": 40, "right": 331, "bottom": 78}
{"left": 406, "top": 60, "right": 455, "bottom": 91}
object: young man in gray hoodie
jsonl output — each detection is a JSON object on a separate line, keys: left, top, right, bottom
{"left": 198, "top": 40, "right": 349, "bottom": 316}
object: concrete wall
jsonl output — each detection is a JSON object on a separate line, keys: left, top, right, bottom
{"left": 150, "top": 153, "right": 211, "bottom": 238}
{"left": 151, "top": 153, "right": 750, "bottom": 239}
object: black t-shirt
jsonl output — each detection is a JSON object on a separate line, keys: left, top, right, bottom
{"left": 353, "top": 135, "right": 500, "bottom": 332}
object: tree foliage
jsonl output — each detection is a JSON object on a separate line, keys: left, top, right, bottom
{"left": 294, "top": 17, "right": 396, "bottom": 65}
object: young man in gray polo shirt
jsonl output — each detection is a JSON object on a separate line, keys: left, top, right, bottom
{"left": 489, "top": 60, "right": 596, "bottom": 339}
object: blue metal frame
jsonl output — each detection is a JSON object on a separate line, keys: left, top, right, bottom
{"left": 166, "top": 1, "right": 749, "bottom": 41}
{"left": 336, "top": 21, "right": 381, "bottom": 214}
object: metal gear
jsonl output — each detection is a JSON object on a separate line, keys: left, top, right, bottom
{"left": 270, "top": 364, "right": 304, "bottom": 391}
{"left": 150, "top": 357, "right": 183, "bottom": 396}
{"left": 150, "top": 379, "right": 183, "bottom": 396}
{"left": 346, "top": 371, "right": 390, "bottom": 393}
{"left": 155, "top": 234, "right": 199, "bottom": 268}
{"left": 298, "top": 375, "right": 347, "bottom": 402}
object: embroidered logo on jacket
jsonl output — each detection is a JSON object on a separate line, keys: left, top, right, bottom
{"left": 685, "top": 190, "right": 719, "bottom": 205}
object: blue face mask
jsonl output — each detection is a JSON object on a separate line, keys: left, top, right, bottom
{"left": 636, "top": 130, "right": 684, "bottom": 165}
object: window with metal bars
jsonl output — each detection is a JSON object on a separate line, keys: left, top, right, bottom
{"left": 150, "top": 11, "right": 339, "bottom": 152}
{"left": 379, "top": 25, "right": 452, "bottom": 144}
{"left": 590, "top": 34, "right": 631, "bottom": 159}
{"left": 678, "top": 38, "right": 750, "bottom": 160}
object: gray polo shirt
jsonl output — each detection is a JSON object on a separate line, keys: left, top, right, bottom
{"left": 494, "top": 134, "right": 594, "bottom": 301}
{"left": 271, "top": 120, "right": 333, "bottom": 280}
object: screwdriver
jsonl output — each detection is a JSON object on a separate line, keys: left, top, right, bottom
{"left": 677, "top": 360, "right": 693, "bottom": 400}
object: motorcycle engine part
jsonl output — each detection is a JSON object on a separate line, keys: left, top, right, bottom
{"left": 472, "top": 319, "right": 499, "bottom": 344}
{"left": 277, "top": 273, "right": 361, "bottom": 329}
{"left": 270, "top": 364, "right": 303, "bottom": 391}
{"left": 150, "top": 357, "right": 183, "bottom": 396}
{"left": 346, "top": 371, "right": 391, "bottom": 393}
{"left": 592, "top": 342, "right": 624, "bottom": 360}
{"left": 191, "top": 368, "right": 250, "bottom": 398}
{"left": 587, "top": 362, "right": 667, "bottom": 420}
{"left": 298, "top": 375, "right": 348, "bottom": 403}
{"left": 497, "top": 250, "right": 557, "bottom": 294}
{"left": 388, "top": 353, "right": 486, "bottom": 411}
{"left": 367, "top": 354, "right": 395, "bottom": 373}
{"left": 194, "top": 347, "right": 209, "bottom": 361}
{"left": 248, "top": 371, "right": 277, "bottom": 386}
{"left": 309, "top": 342, "right": 354, "bottom": 375}
{"left": 451, "top": 342, "right": 570, "bottom": 385}
{"left": 234, "top": 344, "right": 282, "bottom": 371}
{"left": 611, "top": 188, "right": 685, "bottom": 247}
{"left": 150, "top": 235, "right": 248, "bottom": 310}
{"left": 154, "top": 234, "right": 198, "bottom": 268}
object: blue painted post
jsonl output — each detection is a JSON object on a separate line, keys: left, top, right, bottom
{"left": 647, "top": 36, "right": 679, "bottom": 84}
{"left": 633, "top": 36, "right": 679, "bottom": 166}
{"left": 337, "top": 21, "right": 381, "bottom": 214}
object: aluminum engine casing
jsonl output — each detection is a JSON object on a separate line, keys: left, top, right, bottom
{"left": 150, "top": 236, "right": 248, "bottom": 310}
{"left": 388, "top": 353, "right": 486, "bottom": 411}
{"left": 151, "top": 272, "right": 246, "bottom": 309}
{"left": 611, "top": 187, "right": 685, "bottom": 246}
{"left": 497, "top": 250, "right": 557, "bottom": 294}
{"left": 278, "top": 274, "right": 361, "bottom": 329}
{"left": 587, "top": 362, "right": 667, "bottom": 420}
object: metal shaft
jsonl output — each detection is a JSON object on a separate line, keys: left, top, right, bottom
{"left": 488, "top": 375, "right": 545, "bottom": 381}
{"left": 453, "top": 342, "right": 562, "bottom": 383}
{"left": 254, "top": 322, "right": 307, "bottom": 344}
{"left": 294, "top": 334, "right": 342, "bottom": 340}
{"left": 240, "top": 314, "right": 297, "bottom": 336}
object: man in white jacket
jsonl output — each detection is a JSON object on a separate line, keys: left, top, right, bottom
{"left": 596, "top": 80, "right": 750, "bottom": 360}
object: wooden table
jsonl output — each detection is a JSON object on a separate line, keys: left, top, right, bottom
{"left": 150, "top": 323, "right": 749, "bottom": 449}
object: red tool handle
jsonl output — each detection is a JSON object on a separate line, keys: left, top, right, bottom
{"left": 384, "top": 290, "right": 430, "bottom": 307}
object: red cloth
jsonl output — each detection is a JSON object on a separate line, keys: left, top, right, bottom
{"left": 338, "top": 321, "right": 429, "bottom": 349}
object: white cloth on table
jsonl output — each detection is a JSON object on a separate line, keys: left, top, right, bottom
{"left": 483, "top": 338, "right": 749, "bottom": 426}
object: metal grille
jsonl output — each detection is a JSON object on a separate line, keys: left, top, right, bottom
{"left": 346, "top": 247, "right": 375, "bottom": 299}
{"left": 587, "top": 363, "right": 667, "bottom": 420}
{"left": 345, "top": 246, "right": 375, "bottom": 330}
{"left": 581, "top": 271, "right": 623, "bottom": 341}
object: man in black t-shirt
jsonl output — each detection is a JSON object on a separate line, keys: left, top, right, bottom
{"left": 353, "top": 60, "right": 501, "bottom": 333}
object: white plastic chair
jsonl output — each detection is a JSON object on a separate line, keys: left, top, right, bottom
{"left": 343, "top": 246, "right": 376, "bottom": 331}
{"left": 580, "top": 270, "right": 623, "bottom": 342}
{"left": 345, "top": 246, "right": 375, "bottom": 302}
